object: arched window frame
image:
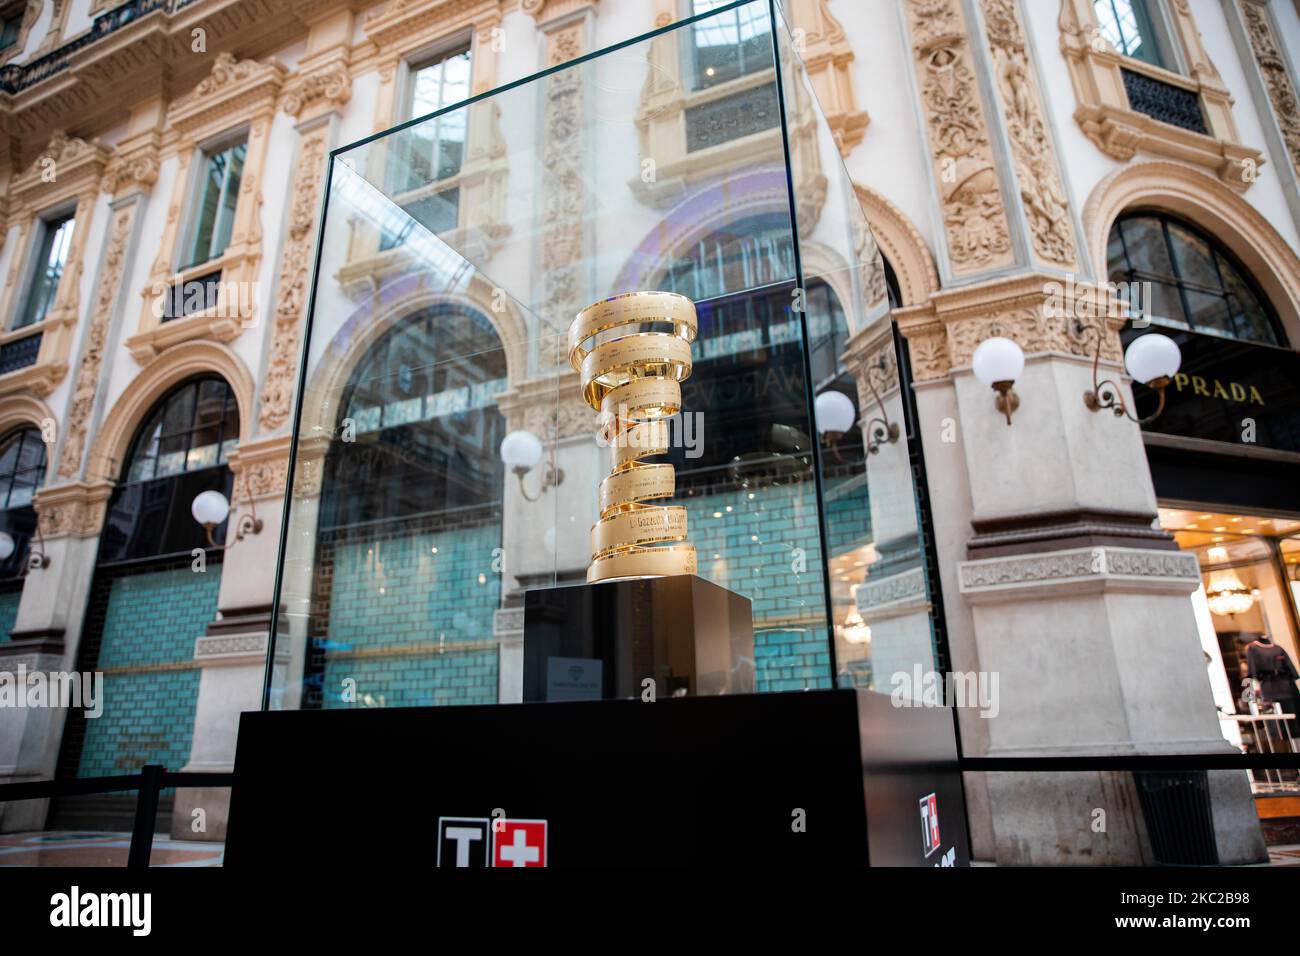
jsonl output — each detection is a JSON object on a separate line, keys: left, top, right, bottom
{"left": 1107, "top": 209, "right": 1288, "bottom": 347}
{"left": 121, "top": 376, "right": 240, "bottom": 485}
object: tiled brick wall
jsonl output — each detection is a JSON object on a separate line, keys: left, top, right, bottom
{"left": 0, "top": 587, "right": 19, "bottom": 641}
{"left": 682, "top": 479, "right": 845, "bottom": 692}
{"left": 76, "top": 566, "right": 219, "bottom": 778}
{"left": 320, "top": 522, "right": 500, "bottom": 707}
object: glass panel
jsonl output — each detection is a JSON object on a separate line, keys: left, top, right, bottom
{"left": 270, "top": 0, "right": 937, "bottom": 711}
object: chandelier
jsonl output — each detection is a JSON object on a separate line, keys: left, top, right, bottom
{"left": 840, "top": 607, "right": 871, "bottom": 645}
{"left": 1205, "top": 547, "right": 1255, "bottom": 617}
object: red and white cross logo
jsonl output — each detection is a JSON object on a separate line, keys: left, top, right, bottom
{"left": 493, "top": 819, "right": 548, "bottom": 868}
{"left": 920, "top": 793, "right": 940, "bottom": 857}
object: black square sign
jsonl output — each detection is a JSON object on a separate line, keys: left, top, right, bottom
{"left": 437, "top": 818, "right": 491, "bottom": 867}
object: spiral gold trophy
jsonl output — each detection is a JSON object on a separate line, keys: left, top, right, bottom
{"left": 569, "top": 291, "right": 698, "bottom": 583}
{"left": 520, "top": 291, "right": 754, "bottom": 702}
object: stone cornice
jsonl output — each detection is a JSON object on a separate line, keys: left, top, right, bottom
{"left": 281, "top": 47, "right": 352, "bottom": 120}
{"left": 166, "top": 52, "right": 287, "bottom": 140}
{"left": 9, "top": 130, "right": 110, "bottom": 214}
{"left": 958, "top": 545, "right": 1201, "bottom": 603}
{"left": 32, "top": 479, "right": 114, "bottom": 540}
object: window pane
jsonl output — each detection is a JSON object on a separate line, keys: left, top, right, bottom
{"left": 188, "top": 142, "right": 246, "bottom": 267}
{"left": 1118, "top": 216, "right": 1176, "bottom": 279}
{"left": 1219, "top": 258, "right": 1279, "bottom": 345}
{"left": 1167, "top": 222, "right": 1220, "bottom": 290}
{"left": 210, "top": 143, "right": 246, "bottom": 261}
{"left": 1094, "top": 0, "right": 1166, "bottom": 68}
{"left": 1146, "top": 281, "right": 1188, "bottom": 326}
{"left": 1183, "top": 289, "right": 1233, "bottom": 336}
{"left": 18, "top": 214, "right": 76, "bottom": 328}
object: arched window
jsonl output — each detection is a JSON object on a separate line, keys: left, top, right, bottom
{"left": 306, "top": 304, "right": 508, "bottom": 709}
{"left": 323, "top": 304, "right": 508, "bottom": 529}
{"left": 98, "top": 376, "right": 238, "bottom": 563}
{"left": 124, "top": 377, "right": 239, "bottom": 483}
{"left": 0, "top": 427, "right": 46, "bottom": 578}
{"left": 1107, "top": 212, "right": 1285, "bottom": 346}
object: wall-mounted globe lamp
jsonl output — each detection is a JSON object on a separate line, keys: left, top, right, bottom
{"left": 0, "top": 526, "right": 50, "bottom": 573}
{"left": 191, "top": 488, "right": 263, "bottom": 549}
{"left": 971, "top": 337, "right": 1024, "bottom": 425}
{"left": 1079, "top": 323, "right": 1181, "bottom": 424}
{"left": 500, "top": 429, "right": 564, "bottom": 502}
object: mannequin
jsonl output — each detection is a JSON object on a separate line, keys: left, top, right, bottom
{"left": 1246, "top": 634, "right": 1300, "bottom": 743}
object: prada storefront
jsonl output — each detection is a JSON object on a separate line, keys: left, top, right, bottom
{"left": 1110, "top": 212, "right": 1300, "bottom": 811}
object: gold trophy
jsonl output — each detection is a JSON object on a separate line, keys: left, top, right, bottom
{"left": 568, "top": 291, "right": 699, "bottom": 583}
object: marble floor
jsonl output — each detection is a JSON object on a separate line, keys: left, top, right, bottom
{"left": 0, "top": 831, "right": 224, "bottom": 867}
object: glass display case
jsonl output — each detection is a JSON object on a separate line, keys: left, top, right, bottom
{"left": 266, "top": 0, "right": 939, "bottom": 710}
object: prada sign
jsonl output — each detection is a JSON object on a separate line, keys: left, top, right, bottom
{"left": 1129, "top": 328, "right": 1300, "bottom": 453}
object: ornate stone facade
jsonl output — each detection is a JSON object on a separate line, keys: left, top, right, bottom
{"left": 906, "top": 0, "right": 1014, "bottom": 275}
{"left": 1239, "top": 0, "right": 1300, "bottom": 174}
{"left": 979, "top": 0, "right": 1078, "bottom": 269}
{"left": 56, "top": 205, "right": 136, "bottom": 480}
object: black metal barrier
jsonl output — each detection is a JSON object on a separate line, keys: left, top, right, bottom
{"left": 0, "top": 768, "right": 234, "bottom": 868}
{"left": 0, "top": 753, "right": 1296, "bottom": 868}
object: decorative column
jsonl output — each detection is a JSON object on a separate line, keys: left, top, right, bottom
{"left": 896, "top": 0, "right": 1265, "bottom": 863}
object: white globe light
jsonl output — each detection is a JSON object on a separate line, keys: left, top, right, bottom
{"left": 971, "top": 337, "right": 1024, "bottom": 386}
{"left": 814, "top": 390, "right": 856, "bottom": 435}
{"left": 191, "top": 490, "right": 231, "bottom": 527}
{"left": 1124, "top": 333, "right": 1181, "bottom": 385}
{"left": 0, "top": 532, "right": 14, "bottom": 561}
{"left": 499, "top": 429, "right": 543, "bottom": 471}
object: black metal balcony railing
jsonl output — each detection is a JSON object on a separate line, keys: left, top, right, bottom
{"left": 0, "top": 0, "right": 200, "bottom": 96}
{"left": 1121, "top": 67, "right": 1209, "bottom": 136}
{"left": 0, "top": 330, "right": 42, "bottom": 375}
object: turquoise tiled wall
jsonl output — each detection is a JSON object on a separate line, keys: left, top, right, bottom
{"left": 321, "top": 523, "right": 501, "bottom": 707}
{"left": 315, "top": 478, "right": 877, "bottom": 702}
{"left": 681, "top": 476, "right": 877, "bottom": 692}
{"left": 77, "top": 566, "right": 220, "bottom": 778}
{"left": 0, "top": 588, "right": 20, "bottom": 641}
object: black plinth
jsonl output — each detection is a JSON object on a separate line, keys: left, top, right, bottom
{"left": 224, "top": 690, "right": 970, "bottom": 867}
{"left": 522, "top": 574, "right": 754, "bottom": 701}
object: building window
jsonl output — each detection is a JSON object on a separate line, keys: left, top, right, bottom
{"left": 1107, "top": 212, "right": 1284, "bottom": 346}
{"left": 186, "top": 140, "right": 247, "bottom": 269}
{"left": 124, "top": 378, "right": 239, "bottom": 484}
{"left": 382, "top": 46, "right": 471, "bottom": 249}
{"left": 407, "top": 47, "right": 470, "bottom": 180}
{"left": 689, "top": 0, "right": 773, "bottom": 91}
{"left": 15, "top": 212, "right": 75, "bottom": 329}
{"left": 0, "top": 427, "right": 46, "bottom": 579}
{"left": 1093, "top": 0, "right": 1173, "bottom": 70}
{"left": 0, "top": 428, "right": 45, "bottom": 510}
{"left": 0, "top": 9, "right": 22, "bottom": 52}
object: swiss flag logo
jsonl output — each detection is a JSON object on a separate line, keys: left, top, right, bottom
{"left": 920, "top": 793, "right": 940, "bottom": 857}
{"left": 493, "top": 819, "right": 548, "bottom": 867}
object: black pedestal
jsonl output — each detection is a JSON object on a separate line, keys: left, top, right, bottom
{"left": 225, "top": 690, "right": 970, "bottom": 867}
{"left": 522, "top": 574, "right": 753, "bottom": 701}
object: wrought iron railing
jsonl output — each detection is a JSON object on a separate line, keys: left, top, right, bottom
{"left": 0, "top": 0, "right": 181, "bottom": 95}
{"left": 1121, "top": 67, "right": 1209, "bottom": 135}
